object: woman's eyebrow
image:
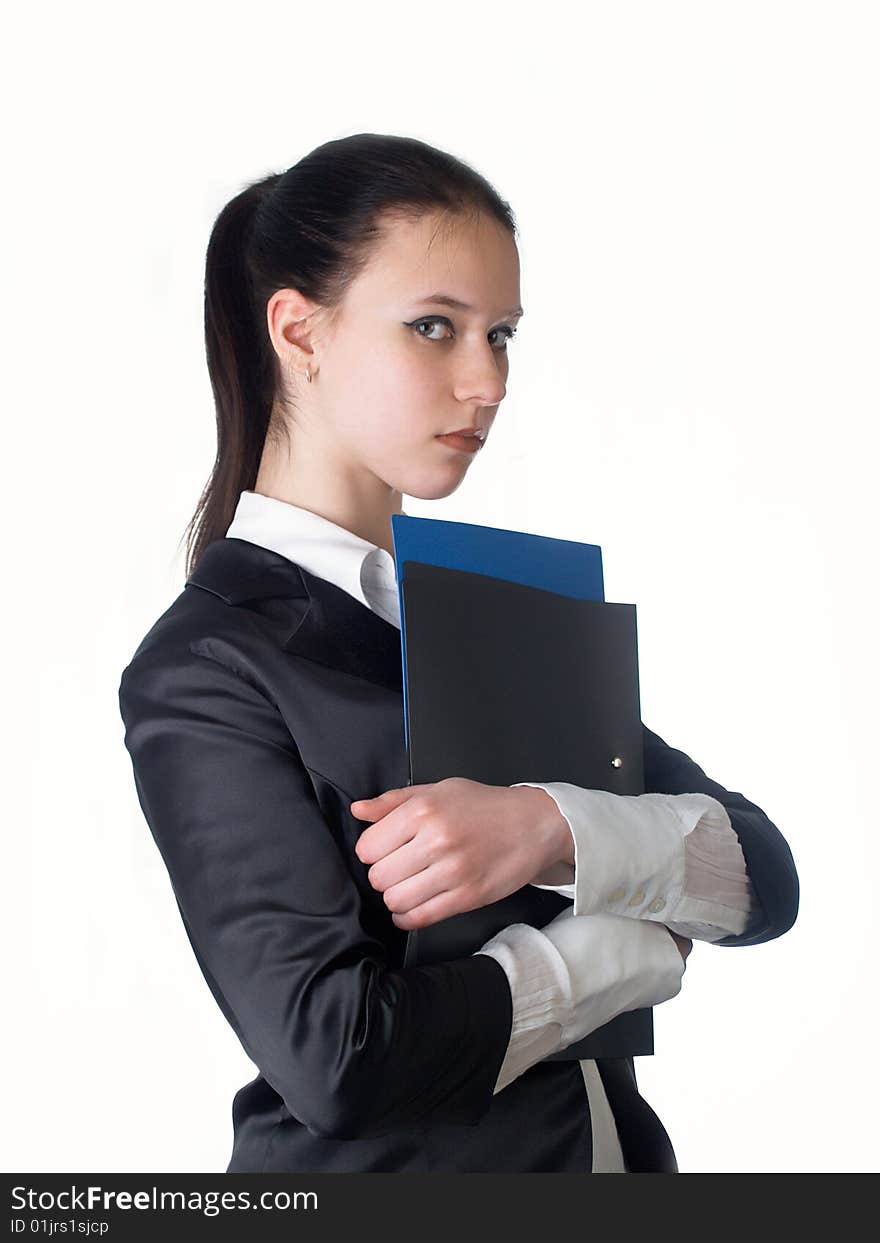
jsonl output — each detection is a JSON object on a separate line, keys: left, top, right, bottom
{"left": 411, "top": 293, "right": 524, "bottom": 318}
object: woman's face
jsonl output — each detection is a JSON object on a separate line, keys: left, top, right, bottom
{"left": 267, "top": 208, "right": 523, "bottom": 511}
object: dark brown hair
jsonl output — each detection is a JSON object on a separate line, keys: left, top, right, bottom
{"left": 180, "top": 132, "right": 518, "bottom": 577}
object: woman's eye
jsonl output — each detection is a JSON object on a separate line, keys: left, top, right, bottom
{"left": 408, "top": 317, "right": 517, "bottom": 351}
{"left": 490, "top": 325, "right": 517, "bottom": 349}
{"left": 412, "top": 317, "right": 453, "bottom": 342}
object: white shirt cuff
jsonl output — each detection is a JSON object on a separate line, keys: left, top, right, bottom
{"left": 474, "top": 909, "right": 685, "bottom": 1094}
{"left": 474, "top": 922, "right": 571, "bottom": 1094}
{"left": 514, "top": 783, "right": 755, "bottom": 939}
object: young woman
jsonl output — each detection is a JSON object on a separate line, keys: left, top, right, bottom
{"left": 118, "top": 132, "right": 799, "bottom": 1174}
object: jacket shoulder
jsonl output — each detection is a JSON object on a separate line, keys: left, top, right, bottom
{"left": 118, "top": 579, "right": 276, "bottom": 696}
{"left": 120, "top": 538, "right": 308, "bottom": 682}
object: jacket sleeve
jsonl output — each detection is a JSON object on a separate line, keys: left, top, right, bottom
{"left": 641, "top": 722, "right": 800, "bottom": 947}
{"left": 118, "top": 639, "right": 513, "bottom": 1140}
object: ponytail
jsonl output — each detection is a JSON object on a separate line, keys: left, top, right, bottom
{"left": 181, "top": 173, "right": 281, "bottom": 576}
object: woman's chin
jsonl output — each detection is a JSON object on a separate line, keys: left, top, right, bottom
{"left": 404, "top": 469, "right": 470, "bottom": 502}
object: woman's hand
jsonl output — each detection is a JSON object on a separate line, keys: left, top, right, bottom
{"left": 667, "top": 930, "right": 693, "bottom": 962}
{"left": 351, "top": 778, "right": 571, "bottom": 931}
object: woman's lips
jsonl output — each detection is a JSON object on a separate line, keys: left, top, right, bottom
{"left": 435, "top": 432, "right": 483, "bottom": 454}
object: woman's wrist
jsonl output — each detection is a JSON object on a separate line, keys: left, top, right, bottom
{"left": 509, "top": 784, "right": 576, "bottom": 884}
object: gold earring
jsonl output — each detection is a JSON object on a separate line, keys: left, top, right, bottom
{"left": 306, "top": 364, "right": 312, "bottom": 384}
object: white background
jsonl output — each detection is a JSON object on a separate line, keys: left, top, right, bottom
{"left": 4, "top": 0, "right": 878, "bottom": 1174}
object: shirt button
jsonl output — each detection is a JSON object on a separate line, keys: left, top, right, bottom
{"left": 649, "top": 897, "right": 667, "bottom": 913}
{"left": 627, "top": 888, "right": 646, "bottom": 906}
{"left": 607, "top": 886, "right": 626, "bottom": 904}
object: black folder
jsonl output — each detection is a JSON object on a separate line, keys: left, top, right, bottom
{"left": 399, "top": 560, "right": 653, "bottom": 1060}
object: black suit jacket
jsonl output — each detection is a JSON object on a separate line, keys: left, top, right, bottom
{"left": 117, "top": 536, "right": 799, "bottom": 1173}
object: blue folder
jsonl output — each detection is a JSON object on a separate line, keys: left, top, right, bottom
{"left": 390, "top": 514, "right": 605, "bottom": 751}
{"left": 389, "top": 514, "right": 653, "bottom": 1061}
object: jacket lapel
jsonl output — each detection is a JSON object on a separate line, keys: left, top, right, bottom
{"left": 186, "top": 536, "right": 404, "bottom": 692}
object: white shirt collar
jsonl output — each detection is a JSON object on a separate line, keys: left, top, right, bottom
{"left": 224, "top": 490, "right": 401, "bottom": 628}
